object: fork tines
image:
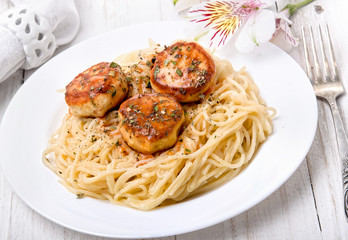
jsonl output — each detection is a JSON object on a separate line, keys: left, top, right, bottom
{"left": 301, "top": 24, "right": 338, "bottom": 84}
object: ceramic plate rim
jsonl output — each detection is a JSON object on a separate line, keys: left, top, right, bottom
{"left": 0, "top": 21, "right": 318, "bottom": 238}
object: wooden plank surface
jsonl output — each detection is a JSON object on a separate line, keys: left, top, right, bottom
{"left": 0, "top": 0, "right": 347, "bottom": 239}
{"left": 290, "top": 0, "right": 348, "bottom": 239}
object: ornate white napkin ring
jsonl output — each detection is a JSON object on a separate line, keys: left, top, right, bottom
{"left": 0, "top": 6, "right": 56, "bottom": 69}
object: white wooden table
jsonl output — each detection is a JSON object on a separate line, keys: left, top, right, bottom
{"left": 1, "top": 0, "right": 348, "bottom": 239}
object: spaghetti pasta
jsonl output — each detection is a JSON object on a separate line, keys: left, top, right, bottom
{"left": 43, "top": 43, "right": 275, "bottom": 210}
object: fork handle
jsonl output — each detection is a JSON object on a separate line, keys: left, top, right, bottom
{"left": 327, "top": 96, "right": 348, "bottom": 221}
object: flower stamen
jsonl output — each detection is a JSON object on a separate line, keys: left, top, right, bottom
{"left": 189, "top": 0, "right": 263, "bottom": 47}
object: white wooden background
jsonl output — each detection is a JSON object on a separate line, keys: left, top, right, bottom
{"left": 1, "top": 0, "right": 348, "bottom": 239}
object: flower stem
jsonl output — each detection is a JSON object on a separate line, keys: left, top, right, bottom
{"left": 282, "top": 0, "right": 315, "bottom": 17}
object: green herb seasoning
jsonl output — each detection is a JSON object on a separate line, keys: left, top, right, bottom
{"left": 154, "top": 66, "right": 160, "bottom": 78}
{"left": 89, "top": 95, "right": 96, "bottom": 106}
{"left": 108, "top": 71, "right": 116, "bottom": 77}
{"left": 109, "top": 62, "right": 118, "bottom": 68}
{"left": 188, "top": 65, "right": 195, "bottom": 72}
{"left": 76, "top": 193, "right": 84, "bottom": 199}
{"left": 111, "top": 87, "right": 116, "bottom": 97}
{"left": 171, "top": 45, "right": 178, "bottom": 53}
{"left": 179, "top": 88, "right": 186, "bottom": 95}
{"left": 176, "top": 68, "right": 183, "bottom": 77}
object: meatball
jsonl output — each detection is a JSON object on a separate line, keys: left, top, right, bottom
{"left": 150, "top": 41, "right": 216, "bottom": 102}
{"left": 119, "top": 93, "right": 185, "bottom": 154}
{"left": 65, "top": 62, "right": 128, "bottom": 117}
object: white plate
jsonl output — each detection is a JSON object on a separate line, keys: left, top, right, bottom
{"left": 0, "top": 21, "right": 317, "bottom": 238}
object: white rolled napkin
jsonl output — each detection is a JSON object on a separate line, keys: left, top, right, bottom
{"left": 0, "top": 0, "right": 80, "bottom": 83}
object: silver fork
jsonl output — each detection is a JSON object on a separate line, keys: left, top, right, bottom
{"left": 302, "top": 24, "right": 348, "bottom": 220}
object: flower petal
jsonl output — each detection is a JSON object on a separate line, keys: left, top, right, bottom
{"left": 260, "top": 0, "right": 275, "bottom": 8}
{"left": 270, "top": 31, "right": 295, "bottom": 52}
{"left": 173, "top": 0, "right": 202, "bottom": 13}
{"left": 272, "top": 20, "right": 299, "bottom": 50}
{"left": 235, "top": 9, "right": 275, "bottom": 52}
